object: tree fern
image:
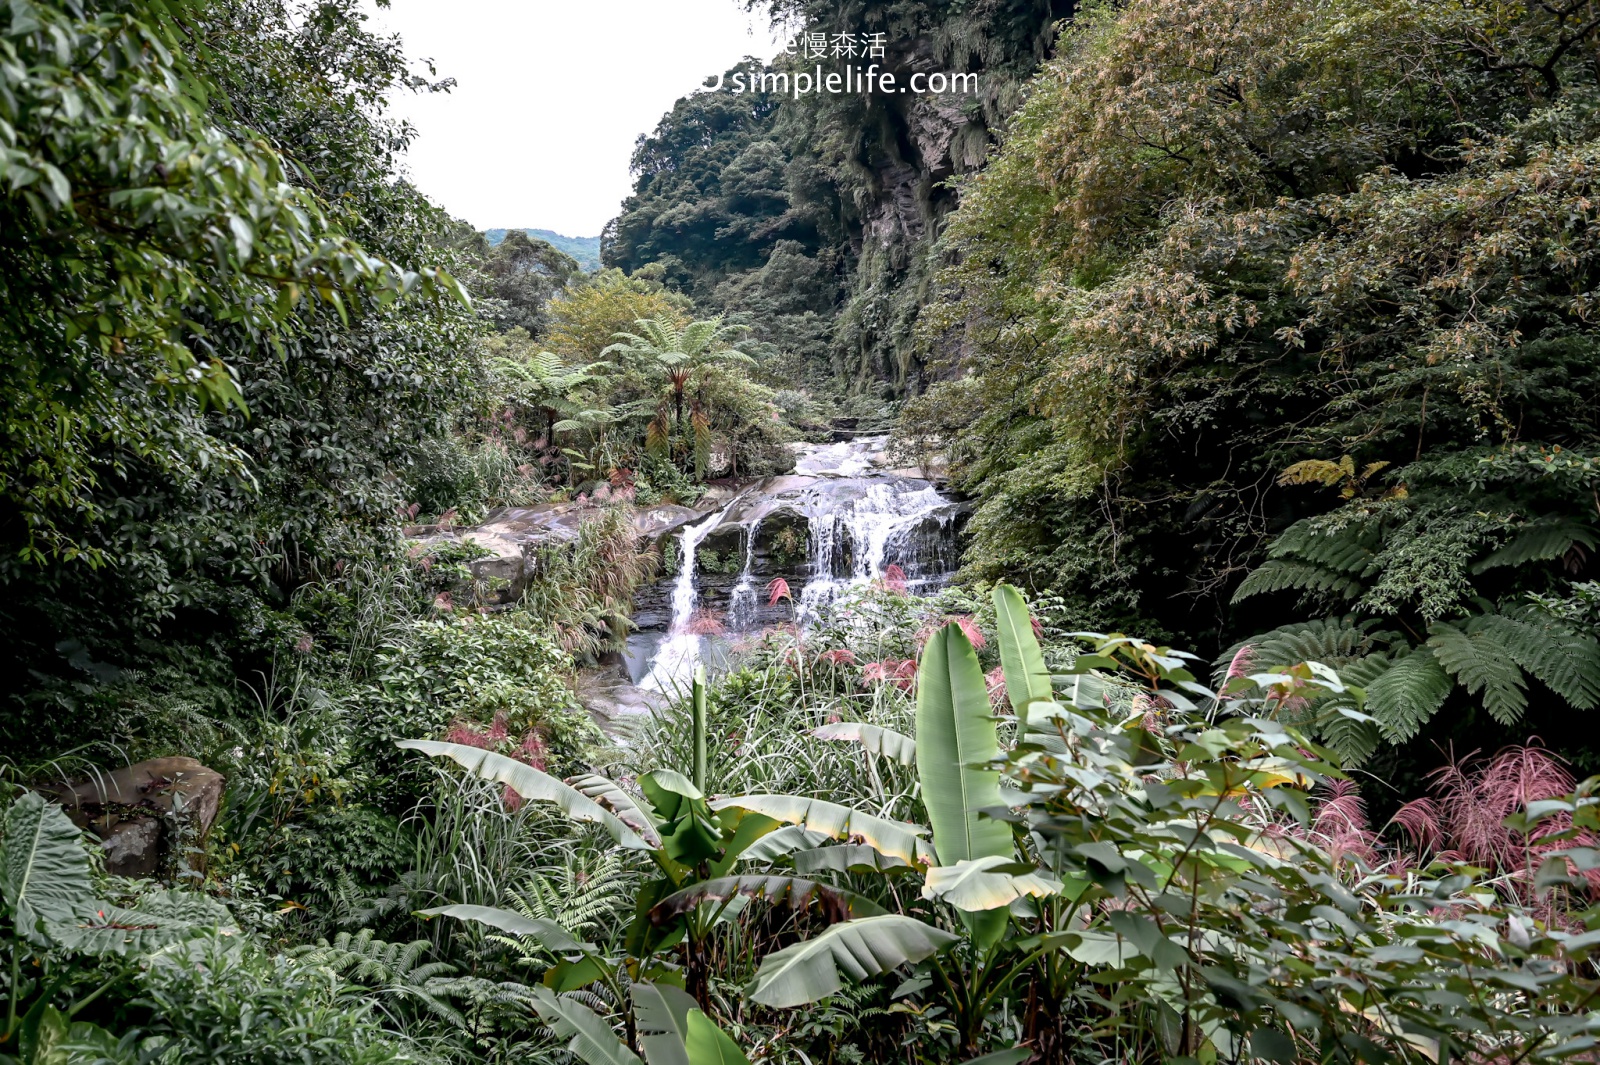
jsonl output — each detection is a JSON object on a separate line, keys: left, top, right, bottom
{"left": 1231, "top": 559, "right": 1366, "bottom": 603}
{"left": 1480, "top": 611, "right": 1600, "bottom": 709}
{"left": 1472, "top": 518, "right": 1597, "bottom": 574}
{"left": 1213, "top": 617, "right": 1381, "bottom": 687}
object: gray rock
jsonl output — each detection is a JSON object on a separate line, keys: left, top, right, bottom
{"left": 47, "top": 756, "right": 226, "bottom": 879}
{"left": 100, "top": 818, "right": 163, "bottom": 878}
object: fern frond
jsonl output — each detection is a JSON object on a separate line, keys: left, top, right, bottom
{"left": 1365, "top": 647, "right": 1453, "bottom": 743}
{"left": 1483, "top": 611, "right": 1600, "bottom": 709}
{"left": 1215, "top": 617, "right": 1381, "bottom": 685}
{"left": 1472, "top": 519, "right": 1597, "bottom": 574}
{"left": 1232, "top": 560, "right": 1363, "bottom": 603}
{"left": 1427, "top": 621, "right": 1528, "bottom": 725}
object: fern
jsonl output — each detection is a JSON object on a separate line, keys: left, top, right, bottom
{"left": 295, "top": 929, "right": 465, "bottom": 1028}
{"left": 1312, "top": 652, "right": 1389, "bottom": 765}
{"left": 1427, "top": 621, "right": 1529, "bottom": 725}
{"left": 1472, "top": 518, "right": 1597, "bottom": 574}
{"left": 1231, "top": 560, "right": 1365, "bottom": 604}
{"left": 1364, "top": 647, "right": 1453, "bottom": 743}
{"left": 1482, "top": 611, "right": 1600, "bottom": 709}
{"left": 488, "top": 851, "right": 633, "bottom": 967}
{"left": 1214, "top": 617, "right": 1380, "bottom": 684}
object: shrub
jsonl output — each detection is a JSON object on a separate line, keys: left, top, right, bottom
{"left": 355, "top": 614, "right": 593, "bottom": 804}
{"left": 123, "top": 935, "right": 415, "bottom": 1064}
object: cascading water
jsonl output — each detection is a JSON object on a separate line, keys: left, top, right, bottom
{"left": 795, "top": 480, "right": 957, "bottom": 622}
{"left": 631, "top": 434, "right": 962, "bottom": 686}
{"left": 726, "top": 520, "right": 764, "bottom": 629}
{"left": 639, "top": 501, "right": 738, "bottom": 693}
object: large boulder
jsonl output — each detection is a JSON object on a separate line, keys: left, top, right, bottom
{"left": 407, "top": 502, "right": 712, "bottom": 605}
{"left": 46, "top": 757, "right": 225, "bottom": 879}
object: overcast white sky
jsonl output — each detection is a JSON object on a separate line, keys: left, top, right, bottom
{"left": 369, "top": 1, "right": 783, "bottom": 237}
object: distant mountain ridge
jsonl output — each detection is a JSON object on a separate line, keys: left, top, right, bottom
{"left": 484, "top": 228, "right": 602, "bottom": 272}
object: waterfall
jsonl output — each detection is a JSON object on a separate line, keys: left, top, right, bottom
{"left": 726, "top": 519, "right": 763, "bottom": 629}
{"left": 639, "top": 502, "right": 736, "bottom": 694}
{"left": 795, "top": 480, "right": 957, "bottom": 622}
{"left": 631, "top": 435, "right": 961, "bottom": 687}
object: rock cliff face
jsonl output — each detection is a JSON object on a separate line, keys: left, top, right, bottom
{"left": 604, "top": 0, "right": 1076, "bottom": 395}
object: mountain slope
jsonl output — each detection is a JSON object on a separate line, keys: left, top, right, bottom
{"left": 485, "top": 228, "right": 601, "bottom": 272}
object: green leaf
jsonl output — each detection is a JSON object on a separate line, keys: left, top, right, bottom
{"left": 1059, "top": 930, "right": 1135, "bottom": 967}
{"left": 692, "top": 666, "right": 710, "bottom": 792}
{"left": 920, "top": 856, "right": 1062, "bottom": 911}
{"left": 993, "top": 585, "right": 1060, "bottom": 745}
{"left": 1, "top": 792, "right": 94, "bottom": 946}
{"left": 794, "top": 844, "right": 912, "bottom": 876}
{"left": 917, "top": 622, "right": 1013, "bottom": 943}
{"left": 710, "top": 795, "right": 931, "bottom": 866}
{"left": 746, "top": 915, "right": 960, "bottom": 1008}
{"left": 48, "top": 888, "right": 234, "bottom": 957}
{"left": 1364, "top": 648, "right": 1452, "bottom": 742}
{"left": 567, "top": 773, "right": 663, "bottom": 846}
{"left": 399, "top": 740, "right": 648, "bottom": 849}
{"left": 529, "top": 986, "right": 641, "bottom": 1065}
{"left": 916, "top": 623, "right": 1012, "bottom": 866}
{"left": 642, "top": 770, "right": 720, "bottom": 866}
{"left": 1483, "top": 612, "right": 1600, "bottom": 709}
{"left": 684, "top": 1009, "right": 750, "bottom": 1065}
{"left": 418, "top": 904, "right": 594, "bottom": 954}
{"left": 1473, "top": 519, "right": 1596, "bottom": 573}
{"left": 1427, "top": 622, "right": 1527, "bottom": 725}
{"left": 736, "top": 824, "right": 830, "bottom": 863}
{"left": 812, "top": 722, "right": 916, "bottom": 764}
{"left": 633, "top": 981, "right": 698, "bottom": 1065}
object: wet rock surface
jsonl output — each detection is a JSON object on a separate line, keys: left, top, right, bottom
{"left": 45, "top": 756, "right": 226, "bottom": 878}
{"left": 406, "top": 502, "right": 714, "bottom": 605}
{"left": 632, "top": 436, "right": 966, "bottom": 692}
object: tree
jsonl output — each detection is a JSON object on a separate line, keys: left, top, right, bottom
{"left": 1, "top": 0, "right": 477, "bottom": 745}
{"left": 474, "top": 230, "right": 580, "bottom": 336}
{"left": 913, "top": 0, "right": 1600, "bottom": 775}
{"left": 604, "top": 317, "right": 755, "bottom": 430}
{"left": 488, "top": 332, "right": 610, "bottom": 447}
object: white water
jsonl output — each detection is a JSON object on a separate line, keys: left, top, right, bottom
{"left": 795, "top": 480, "right": 956, "bottom": 622}
{"left": 639, "top": 502, "right": 737, "bottom": 694}
{"left": 726, "top": 519, "right": 763, "bottom": 629}
{"left": 793, "top": 438, "right": 882, "bottom": 477}
{"left": 634, "top": 435, "right": 958, "bottom": 686}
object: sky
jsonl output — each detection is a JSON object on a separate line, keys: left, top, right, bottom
{"left": 369, "top": 1, "right": 783, "bottom": 238}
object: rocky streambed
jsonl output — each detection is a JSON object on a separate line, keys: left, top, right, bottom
{"left": 411, "top": 436, "right": 965, "bottom": 723}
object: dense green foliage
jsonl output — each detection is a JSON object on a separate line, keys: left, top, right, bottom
{"left": 605, "top": 1, "right": 1075, "bottom": 400}
{"left": 8, "top": 0, "right": 1600, "bottom": 1061}
{"left": 910, "top": 0, "right": 1600, "bottom": 773}
{"left": 486, "top": 229, "right": 602, "bottom": 273}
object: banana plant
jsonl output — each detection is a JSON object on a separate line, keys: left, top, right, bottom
{"left": 401, "top": 667, "right": 897, "bottom": 1054}
{"left": 742, "top": 585, "right": 1354, "bottom": 1061}
{"left": 729, "top": 585, "right": 1084, "bottom": 1055}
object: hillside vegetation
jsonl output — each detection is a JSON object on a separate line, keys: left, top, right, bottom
{"left": 486, "top": 229, "right": 604, "bottom": 272}
{"left": 2, "top": 0, "right": 1599, "bottom": 1062}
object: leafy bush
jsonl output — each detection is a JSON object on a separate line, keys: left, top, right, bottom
{"left": 356, "top": 615, "right": 594, "bottom": 804}
{"left": 122, "top": 935, "right": 415, "bottom": 1064}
